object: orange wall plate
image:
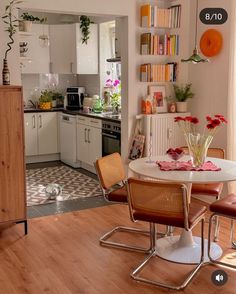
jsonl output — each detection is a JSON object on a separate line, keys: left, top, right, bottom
{"left": 200, "top": 29, "right": 223, "bottom": 57}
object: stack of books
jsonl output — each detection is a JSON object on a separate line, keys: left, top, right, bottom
{"left": 141, "top": 4, "right": 181, "bottom": 28}
{"left": 140, "top": 63, "right": 178, "bottom": 82}
{"left": 140, "top": 33, "right": 179, "bottom": 55}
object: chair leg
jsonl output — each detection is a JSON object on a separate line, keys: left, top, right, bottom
{"left": 208, "top": 214, "right": 236, "bottom": 269}
{"left": 213, "top": 195, "right": 221, "bottom": 242}
{"left": 230, "top": 220, "right": 236, "bottom": 249}
{"left": 166, "top": 226, "right": 174, "bottom": 236}
{"left": 131, "top": 220, "right": 205, "bottom": 290}
{"left": 100, "top": 223, "right": 154, "bottom": 253}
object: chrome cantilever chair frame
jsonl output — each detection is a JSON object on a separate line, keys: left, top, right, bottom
{"left": 127, "top": 179, "right": 206, "bottom": 290}
{"left": 94, "top": 156, "right": 159, "bottom": 253}
{"left": 208, "top": 213, "right": 236, "bottom": 268}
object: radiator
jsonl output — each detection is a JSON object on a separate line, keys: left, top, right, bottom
{"left": 142, "top": 113, "right": 190, "bottom": 156}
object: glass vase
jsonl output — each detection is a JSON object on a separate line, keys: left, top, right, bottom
{"left": 184, "top": 133, "right": 213, "bottom": 168}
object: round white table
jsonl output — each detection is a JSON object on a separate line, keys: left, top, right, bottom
{"left": 129, "top": 155, "right": 236, "bottom": 264}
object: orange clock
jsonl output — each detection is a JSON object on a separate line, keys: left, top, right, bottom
{"left": 200, "top": 29, "right": 223, "bottom": 57}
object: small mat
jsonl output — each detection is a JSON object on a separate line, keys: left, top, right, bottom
{"left": 157, "top": 160, "right": 221, "bottom": 171}
{"left": 26, "top": 165, "right": 102, "bottom": 206}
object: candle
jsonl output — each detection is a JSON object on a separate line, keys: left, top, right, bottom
{"left": 150, "top": 116, "right": 152, "bottom": 136}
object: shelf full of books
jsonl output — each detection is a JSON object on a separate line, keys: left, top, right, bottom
{"left": 140, "top": 3, "right": 181, "bottom": 28}
{"left": 140, "top": 33, "right": 179, "bottom": 55}
{"left": 140, "top": 63, "right": 177, "bottom": 83}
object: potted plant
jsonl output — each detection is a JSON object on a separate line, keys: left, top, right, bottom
{"left": 80, "top": 15, "right": 93, "bottom": 44}
{"left": 1, "top": 0, "right": 21, "bottom": 85}
{"left": 39, "top": 90, "right": 53, "bottom": 110}
{"left": 20, "top": 12, "right": 45, "bottom": 32}
{"left": 173, "top": 83, "right": 194, "bottom": 113}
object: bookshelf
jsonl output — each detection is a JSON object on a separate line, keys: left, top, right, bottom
{"left": 139, "top": 0, "right": 181, "bottom": 83}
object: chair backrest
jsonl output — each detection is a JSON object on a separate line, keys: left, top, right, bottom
{"left": 127, "top": 178, "right": 189, "bottom": 229}
{"left": 95, "top": 153, "right": 126, "bottom": 190}
{"left": 181, "top": 147, "right": 225, "bottom": 159}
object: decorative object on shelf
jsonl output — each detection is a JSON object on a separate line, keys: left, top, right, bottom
{"left": 141, "top": 95, "right": 152, "bottom": 114}
{"left": 39, "top": 89, "right": 53, "bottom": 109}
{"left": 148, "top": 85, "right": 167, "bottom": 113}
{"left": 175, "top": 115, "right": 227, "bottom": 168}
{"left": 2, "top": 0, "right": 21, "bottom": 85}
{"left": 200, "top": 29, "right": 223, "bottom": 57}
{"left": 20, "top": 12, "right": 45, "bottom": 32}
{"left": 166, "top": 95, "right": 176, "bottom": 113}
{"left": 19, "top": 42, "right": 28, "bottom": 57}
{"left": 181, "top": 0, "right": 209, "bottom": 64}
{"left": 80, "top": 15, "right": 93, "bottom": 44}
{"left": 173, "top": 83, "right": 194, "bottom": 113}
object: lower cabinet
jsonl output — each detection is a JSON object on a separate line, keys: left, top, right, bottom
{"left": 76, "top": 116, "right": 102, "bottom": 166}
{"left": 24, "top": 112, "right": 58, "bottom": 156}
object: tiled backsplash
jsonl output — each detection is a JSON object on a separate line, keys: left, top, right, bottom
{"left": 22, "top": 74, "right": 77, "bottom": 105}
{"left": 22, "top": 73, "right": 101, "bottom": 106}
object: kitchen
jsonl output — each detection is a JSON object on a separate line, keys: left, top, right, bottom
{"left": 20, "top": 10, "right": 122, "bottom": 213}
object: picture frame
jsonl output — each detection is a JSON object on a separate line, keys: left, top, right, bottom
{"left": 148, "top": 85, "right": 167, "bottom": 113}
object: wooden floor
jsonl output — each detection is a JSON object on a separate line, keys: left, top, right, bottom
{"left": 0, "top": 202, "right": 236, "bottom": 294}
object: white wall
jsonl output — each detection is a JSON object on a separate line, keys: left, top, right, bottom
{"left": 188, "top": 0, "right": 231, "bottom": 153}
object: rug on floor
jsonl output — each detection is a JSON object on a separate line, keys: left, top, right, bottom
{"left": 26, "top": 165, "right": 102, "bottom": 206}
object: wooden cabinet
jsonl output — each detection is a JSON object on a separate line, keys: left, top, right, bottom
{"left": 76, "top": 116, "right": 102, "bottom": 166}
{"left": 20, "top": 24, "right": 50, "bottom": 74}
{"left": 0, "top": 86, "right": 27, "bottom": 232}
{"left": 24, "top": 112, "right": 58, "bottom": 156}
{"left": 49, "top": 23, "right": 98, "bottom": 74}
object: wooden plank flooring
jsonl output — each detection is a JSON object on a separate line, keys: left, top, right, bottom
{"left": 0, "top": 202, "right": 236, "bottom": 294}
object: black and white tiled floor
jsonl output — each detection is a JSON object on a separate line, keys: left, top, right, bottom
{"left": 26, "top": 162, "right": 111, "bottom": 219}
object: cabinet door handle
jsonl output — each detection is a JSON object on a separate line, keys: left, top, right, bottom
{"left": 88, "top": 128, "right": 91, "bottom": 143}
{"left": 32, "top": 115, "right": 36, "bottom": 128}
{"left": 70, "top": 62, "right": 73, "bottom": 73}
{"left": 84, "top": 128, "right": 87, "bottom": 143}
{"left": 39, "top": 115, "right": 42, "bottom": 128}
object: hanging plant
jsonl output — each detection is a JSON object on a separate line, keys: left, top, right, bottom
{"left": 80, "top": 15, "right": 93, "bottom": 44}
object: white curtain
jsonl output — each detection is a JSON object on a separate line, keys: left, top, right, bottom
{"left": 227, "top": 0, "right": 236, "bottom": 193}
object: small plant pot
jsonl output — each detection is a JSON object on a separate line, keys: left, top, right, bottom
{"left": 39, "top": 102, "right": 51, "bottom": 110}
{"left": 23, "top": 21, "right": 32, "bottom": 32}
{"left": 176, "top": 101, "right": 188, "bottom": 113}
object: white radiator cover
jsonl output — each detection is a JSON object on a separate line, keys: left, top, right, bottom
{"left": 142, "top": 113, "right": 191, "bottom": 156}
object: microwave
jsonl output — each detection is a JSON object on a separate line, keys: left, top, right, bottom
{"left": 66, "top": 87, "right": 85, "bottom": 110}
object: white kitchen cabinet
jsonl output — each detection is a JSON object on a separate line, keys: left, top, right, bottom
{"left": 20, "top": 24, "right": 50, "bottom": 74}
{"left": 76, "top": 116, "right": 102, "bottom": 166}
{"left": 24, "top": 113, "right": 38, "bottom": 156}
{"left": 49, "top": 23, "right": 98, "bottom": 74}
{"left": 24, "top": 112, "right": 58, "bottom": 156}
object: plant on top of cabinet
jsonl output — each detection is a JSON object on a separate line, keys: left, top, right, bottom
{"left": 80, "top": 15, "right": 93, "bottom": 44}
{"left": 20, "top": 12, "right": 46, "bottom": 32}
{"left": 39, "top": 89, "right": 53, "bottom": 110}
{"left": 173, "top": 83, "right": 194, "bottom": 113}
{"left": 2, "top": 0, "right": 21, "bottom": 85}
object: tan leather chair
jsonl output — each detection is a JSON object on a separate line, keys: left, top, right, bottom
{"left": 208, "top": 194, "right": 236, "bottom": 269}
{"left": 182, "top": 147, "right": 225, "bottom": 241}
{"left": 127, "top": 178, "right": 207, "bottom": 290}
{"left": 94, "top": 153, "right": 153, "bottom": 252}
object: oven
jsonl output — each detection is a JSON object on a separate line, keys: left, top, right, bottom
{"left": 102, "top": 120, "right": 121, "bottom": 156}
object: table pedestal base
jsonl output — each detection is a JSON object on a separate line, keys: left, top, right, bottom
{"left": 156, "top": 230, "right": 222, "bottom": 264}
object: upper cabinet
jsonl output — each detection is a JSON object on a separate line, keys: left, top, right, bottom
{"left": 49, "top": 23, "right": 98, "bottom": 75}
{"left": 20, "top": 24, "right": 50, "bottom": 74}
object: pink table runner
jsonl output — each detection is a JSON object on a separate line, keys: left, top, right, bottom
{"left": 157, "top": 160, "right": 221, "bottom": 171}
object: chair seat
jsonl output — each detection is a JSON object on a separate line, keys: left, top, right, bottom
{"left": 192, "top": 183, "right": 223, "bottom": 197}
{"left": 210, "top": 194, "right": 236, "bottom": 217}
{"left": 107, "top": 186, "right": 127, "bottom": 203}
{"left": 133, "top": 202, "right": 207, "bottom": 229}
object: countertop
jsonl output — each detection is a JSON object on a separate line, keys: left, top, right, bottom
{"left": 24, "top": 108, "right": 121, "bottom": 122}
